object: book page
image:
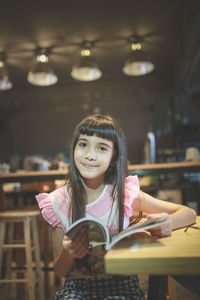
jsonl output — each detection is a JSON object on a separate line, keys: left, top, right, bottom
{"left": 108, "top": 218, "right": 167, "bottom": 250}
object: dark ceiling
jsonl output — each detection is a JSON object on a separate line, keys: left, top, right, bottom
{"left": 0, "top": 0, "right": 199, "bottom": 88}
{"left": 0, "top": 0, "right": 200, "bottom": 163}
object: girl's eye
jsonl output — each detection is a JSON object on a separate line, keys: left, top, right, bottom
{"left": 78, "top": 142, "right": 87, "bottom": 148}
{"left": 98, "top": 146, "right": 107, "bottom": 152}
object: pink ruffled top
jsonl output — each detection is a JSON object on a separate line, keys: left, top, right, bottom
{"left": 36, "top": 175, "right": 140, "bottom": 236}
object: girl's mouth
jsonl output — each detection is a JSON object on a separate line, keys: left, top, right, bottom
{"left": 81, "top": 163, "right": 98, "bottom": 169}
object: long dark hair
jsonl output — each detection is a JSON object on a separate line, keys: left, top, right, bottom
{"left": 66, "top": 114, "right": 128, "bottom": 231}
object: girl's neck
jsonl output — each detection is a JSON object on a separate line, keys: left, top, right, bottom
{"left": 82, "top": 176, "right": 104, "bottom": 190}
{"left": 82, "top": 180, "right": 105, "bottom": 204}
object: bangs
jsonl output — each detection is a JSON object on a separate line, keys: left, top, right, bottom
{"left": 79, "top": 121, "right": 117, "bottom": 142}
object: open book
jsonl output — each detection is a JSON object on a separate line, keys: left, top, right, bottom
{"left": 65, "top": 216, "right": 167, "bottom": 251}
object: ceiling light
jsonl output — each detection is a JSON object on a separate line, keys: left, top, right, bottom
{"left": 27, "top": 50, "right": 58, "bottom": 86}
{"left": 0, "top": 60, "right": 13, "bottom": 91}
{"left": 123, "top": 43, "right": 154, "bottom": 76}
{"left": 71, "top": 44, "right": 102, "bottom": 81}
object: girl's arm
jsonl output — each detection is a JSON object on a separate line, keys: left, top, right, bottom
{"left": 133, "top": 191, "right": 197, "bottom": 237}
{"left": 52, "top": 227, "right": 89, "bottom": 277}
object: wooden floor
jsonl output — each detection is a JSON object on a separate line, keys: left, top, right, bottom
{"left": 0, "top": 273, "right": 200, "bottom": 300}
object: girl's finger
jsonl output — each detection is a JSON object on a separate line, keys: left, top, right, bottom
{"left": 72, "top": 229, "right": 88, "bottom": 243}
{"left": 70, "top": 232, "right": 89, "bottom": 256}
{"left": 72, "top": 230, "right": 89, "bottom": 246}
{"left": 150, "top": 225, "right": 172, "bottom": 237}
{"left": 72, "top": 241, "right": 89, "bottom": 258}
{"left": 147, "top": 212, "right": 169, "bottom": 222}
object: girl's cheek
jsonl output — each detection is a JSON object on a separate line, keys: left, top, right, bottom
{"left": 75, "top": 148, "right": 83, "bottom": 158}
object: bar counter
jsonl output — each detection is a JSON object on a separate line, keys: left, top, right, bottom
{"left": 0, "top": 161, "right": 200, "bottom": 184}
{"left": 0, "top": 161, "right": 200, "bottom": 210}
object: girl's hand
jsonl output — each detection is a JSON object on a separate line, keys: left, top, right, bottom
{"left": 147, "top": 212, "right": 173, "bottom": 237}
{"left": 62, "top": 229, "right": 89, "bottom": 258}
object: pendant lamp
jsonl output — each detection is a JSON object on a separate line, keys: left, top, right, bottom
{"left": 71, "top": 46, "right": 102, "bottom": 81}
{"left": 0, "top": 59, "right": 13, "bottom": 91}
{"left": 123, "top": 43, "right": 154, "bottom": 76}
{"left": 27, "top": 50, "right": 58, "bottom": 86}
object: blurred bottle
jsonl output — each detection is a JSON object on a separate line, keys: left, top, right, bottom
{"left": 144, "top": 132, "right": 156, "bottom": 164}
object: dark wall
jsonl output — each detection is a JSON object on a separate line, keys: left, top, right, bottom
{"left": 0, "top": 76, "right": 174, "bottom": 164}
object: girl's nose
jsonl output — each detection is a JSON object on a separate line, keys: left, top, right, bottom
{"left": 85, "top": 148, "right": 96, "bottom": 160}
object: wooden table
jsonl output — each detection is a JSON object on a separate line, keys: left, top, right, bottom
{"left": 105, "top": 216, "right": 200, "bottom": 299}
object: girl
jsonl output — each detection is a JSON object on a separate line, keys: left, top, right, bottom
{"left": 36, "top": 114, "right": 196, "bottom": 300}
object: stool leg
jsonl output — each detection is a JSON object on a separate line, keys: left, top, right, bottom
{"left": 0, "top": 220, "right": 6, "bottom": 278}
{"left": 6, "top": 223, "right": 16, "bottom": 299}
{"left": 5, "top": 223, "right": 14, "bottom": 279}
{"left": 32, "top": 216, "right": 45, "bottom": 300}
{"left": 24, "top": 216, "right": 35, "bottom": 300}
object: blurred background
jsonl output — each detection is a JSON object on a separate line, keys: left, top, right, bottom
{"left": 0, "top": 2, "right": 200, "bottom": 299}
{"left": 0, "top": 0, "right": 199, "bottom": 169}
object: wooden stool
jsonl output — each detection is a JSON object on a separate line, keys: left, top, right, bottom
{"left": 0, "top": 209, "right": 45, "bottom": 300}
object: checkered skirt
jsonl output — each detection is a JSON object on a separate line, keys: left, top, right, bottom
{"left": 55, "top": 275, "right": 145, "bottom": 300}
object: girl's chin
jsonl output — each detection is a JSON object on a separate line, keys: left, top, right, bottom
{"left": 81, "top": 173, "right": 104, "bottom": 182}
{"left": 78, "top": 168, "right": 98, "bottom": 177}
{"left": 81, "top": 173, "right": 101, "bottom": 180}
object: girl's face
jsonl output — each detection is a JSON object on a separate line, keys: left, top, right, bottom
{"left": 74, "top": 134, "right": 114, "bottom": 188}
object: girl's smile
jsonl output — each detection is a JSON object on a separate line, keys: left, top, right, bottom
{"left": 81, "top": 163, "right": 98, "bottom": 169}
{"left": 74, "top": 134, "right": 114, "bottom": 188}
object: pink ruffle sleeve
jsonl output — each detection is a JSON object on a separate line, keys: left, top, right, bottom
{"left": 36, "top": 192, "right": 63, "bottom": 228}
{"left": 124, "top": 175, "right": 140, "bottom": 217}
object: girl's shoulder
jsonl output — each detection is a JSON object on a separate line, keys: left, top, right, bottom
{"left": 124, "top": 175, "right": 140, "bottom": 217}
{"left": 124, "top": 175, "right": 140, "bottom": 193}
{"left": 35, "top": 184, "right": 72, "bottom": 228}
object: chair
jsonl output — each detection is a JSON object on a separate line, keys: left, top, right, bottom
{"left": 0, "top": 209, "right": 45, "bottom": 300}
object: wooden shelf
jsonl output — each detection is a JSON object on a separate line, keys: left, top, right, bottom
{"left": 0, "top": 162, "right": 199, "bottom": 183}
